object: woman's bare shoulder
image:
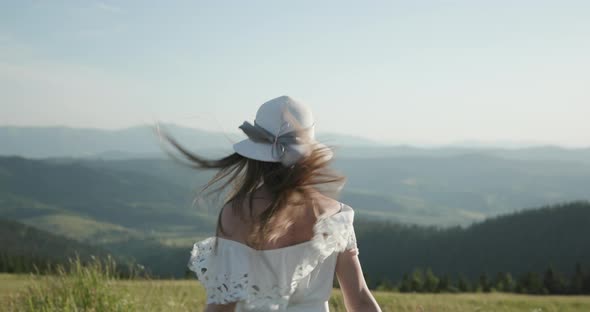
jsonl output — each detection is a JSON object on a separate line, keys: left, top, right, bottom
{"left": 218, "top": 196, "right": 273, "bottom": 239}
{"left": 311, "top": 192, "right": 343, "bottom": 217}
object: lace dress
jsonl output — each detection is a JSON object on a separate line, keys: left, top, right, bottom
{"left": 188, "top": 202, "right": 358, "bottom": 312}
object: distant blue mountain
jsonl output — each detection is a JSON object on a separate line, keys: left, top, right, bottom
{"left": 0, "top": 124, "right": 380, "bottom": 159}
{"left": 2, "top": 125, "right": 590, "bottom": 165}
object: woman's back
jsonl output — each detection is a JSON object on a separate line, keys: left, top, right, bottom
{"left": 217, "top": 188, "right": 343, "bottom": 250}
{"left": 188, "top": 199, "right": 358, "bottom": 311}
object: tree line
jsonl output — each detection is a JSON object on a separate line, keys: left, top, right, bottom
{"left": 0, "top": 252, "right": 62, "bottom": 274}
{"left": 355, "top": 201, "right": 590, "bottom": 287}
{"left": 372, "top": 263, "right": 590, "bottom": 295}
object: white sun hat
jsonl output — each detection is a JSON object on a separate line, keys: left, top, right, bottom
{"left": 233, "top": 96, "right": 332, "bottom": 166}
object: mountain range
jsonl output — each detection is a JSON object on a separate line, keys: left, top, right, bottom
{"left": 1, "top": 125, "right": 590, "bottom": 279}
{"left": 2, "top": 125, "right": 590, "bottom": 164}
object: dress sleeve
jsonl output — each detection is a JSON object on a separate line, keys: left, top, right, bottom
{"left": 187, "top": 238, "right": 249, "bottom": 304}
{"left": 313, "top": 204, "right": 359, "bottom": 256}
{"left": 344, "top": 209, "right": 359, "bottom": 255}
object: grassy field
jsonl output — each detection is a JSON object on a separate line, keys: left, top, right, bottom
{"left": 2, "top": 274, "right": 590, "bottom": 311}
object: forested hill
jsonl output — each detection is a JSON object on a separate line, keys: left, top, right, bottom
{"left": 0, "top": 218, "right": 112, "bottom": 273}
{"left": 0, "top": 156, "right": 214, "bottom": 233}
{"left": 4, "top": 154, "right": 590, "bottom": 229}
{"left": 1, "top": 155, "right": 589, "bottom": 280}
{"left": 356, "top": 201, "right": 590, "bottom": 286}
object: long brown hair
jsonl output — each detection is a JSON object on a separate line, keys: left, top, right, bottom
{"left": 154, "top": 124, "right": 345, "bottom": 248}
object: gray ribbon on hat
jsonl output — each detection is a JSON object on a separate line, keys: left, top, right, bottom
{"left": 238, "top": 120, "right": 313, "bottom": 166}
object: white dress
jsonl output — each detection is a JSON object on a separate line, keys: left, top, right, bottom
{"left": 188, "top": 202, "right": 358, "bottom": 312}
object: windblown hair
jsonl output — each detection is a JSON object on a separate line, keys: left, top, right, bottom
{"left": 155, "top": 125, "right": 345, "bottom": 248}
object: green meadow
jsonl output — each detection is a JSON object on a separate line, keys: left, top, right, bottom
{"left": 2, "top": 274, "right": 590, "bottom": 312}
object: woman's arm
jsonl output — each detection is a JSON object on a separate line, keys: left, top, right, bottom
{"left": 204, "top": 303, "right": 236, "bottom": 312}
{"left": 336, "top": 249, "right": 382, "bottom": 312}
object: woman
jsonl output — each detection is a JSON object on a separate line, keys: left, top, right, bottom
{"left": 159, "top": 96, "right": 381, "bottom": 312}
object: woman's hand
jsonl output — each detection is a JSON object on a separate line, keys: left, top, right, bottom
{"left": 336, "top": 249, "right": 382, "bottom": 312}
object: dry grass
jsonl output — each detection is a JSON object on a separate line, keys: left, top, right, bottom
{"left": 2, "top": 272, "right": 590, "bottom": 311}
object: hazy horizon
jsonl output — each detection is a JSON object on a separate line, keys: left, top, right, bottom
{"left": 1, "top": 1, "right": 589, "bottom": 147}
{"left": 1, "top": 122, "right": 587, "bottom": 149}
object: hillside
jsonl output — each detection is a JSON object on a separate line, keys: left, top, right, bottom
{"left": 80, "top": 154, "right": 590, "bottom": 225}
{"left": 0, "top": 156, "right": 213, "bottom": 277}
{"left": 0, "top": 156, "right": 215, "bottom": 235}
{"left": 4, "top": 125, "right": 590, "bottom": 225}
{"left": 356, "top": 201, "right": 590, "bottom": 285}
{"left": 3, "top": 152, "right": 590, "bottom": 230}
{"left": 2, "top": 156, "right": 590, "bottom": 279}
{"left": 0, "top": 218, "right": 111, "bottom": 273}
{"left": 336, "top": 154, "right": 590, "bottom": 222}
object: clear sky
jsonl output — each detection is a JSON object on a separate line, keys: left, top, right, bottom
{"left": 1, "top": 1, "right": 589, "bottom": 147}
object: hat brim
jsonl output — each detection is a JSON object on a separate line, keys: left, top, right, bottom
{"left": 232, "top": 139, "right": 333, "bottom": 163}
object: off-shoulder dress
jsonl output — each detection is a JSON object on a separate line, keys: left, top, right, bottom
{"left": 188, "top": 202, "right": 358, "bottom": 312}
